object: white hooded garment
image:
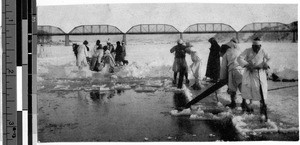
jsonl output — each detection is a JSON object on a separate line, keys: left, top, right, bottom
{"left": 187, "top": 46, "right": 202, "bottom": 82}
{"left": 237, "top": 47, "right": 271, "bottom": 101}
{"left": 76, "top": 44, "right": 88, "bottom": 68}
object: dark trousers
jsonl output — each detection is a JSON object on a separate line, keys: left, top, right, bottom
{"left": 86, "top": 57, "right": 91, "bottom": 65}
{"left": 177, "top": 67, "right": 187, "bottom": 89}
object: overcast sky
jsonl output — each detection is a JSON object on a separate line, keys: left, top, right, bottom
{"left": 0, "top": 0, "right": 298, "bottom": 33}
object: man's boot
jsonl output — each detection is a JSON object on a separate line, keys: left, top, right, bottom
{"left": 226, "top": 94, "right": 236, "bottom": 109}
{"left": 173, "top": 72, "right": 177, "bottom": 84}
{"left": 185, "top": 72, "right": 189, "bottom": 84}
{"left": 260, "top": 100, "right": 267, "bottom": 120}
{"left": 191, "top": 82, "right": 201, "bottom": 90}
{"left": 241, "top": 99, "right": 253, "bottom": 113}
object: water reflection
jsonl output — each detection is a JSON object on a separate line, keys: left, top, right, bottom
{"left": 41, "top": 88, "right": 240, "bottom": 141}
{"left": 172, "top": 92, "right": 195, "bottom": 139}
{"left": 173, "top": 92, "right": 189, "bottom": 110}
{"left": 75, "top": 90, "right": 117, "bottom": 114}
{"left": 90, "top": 91, "right": 105, "bottom": 100}
{"left": 89, "top": 90, "right": 116, "bottom": 103}
{"left": 174, "top": 117, "right": 194, "bottom": 140}
{"left": 117, "top": 89, "right": 125, "bottom": 95}
{"left": 205, "top": 117, "right": 240, "bottom": 141}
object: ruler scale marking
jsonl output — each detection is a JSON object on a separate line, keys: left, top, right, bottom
{"left": 3, "top": 0, "right": 36, "bottom": 144}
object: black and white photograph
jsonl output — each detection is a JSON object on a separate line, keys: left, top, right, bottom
{"left": 1, "top": 0, "right": 298, "bottom": 143}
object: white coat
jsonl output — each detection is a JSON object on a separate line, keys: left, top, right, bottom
{"left": 237, "top": 47, "right": 271, "bottom": 101}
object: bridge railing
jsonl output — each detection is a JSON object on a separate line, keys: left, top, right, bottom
{"left": 38, "top": 25, "right": 66, "bottom": 35}
{"left": 68, "top": 25, "right": 124, "bottom": 35}
{"left": 37, "top": 21, "right": 298, "bottom": 45}
{"left": 184, "top": 23, "right": 236, "bottom": 33}
{"left": 239, "top": 22, "right": 293, "bottom": 33}
{"left": 126, "top": 24, "right": 180, "bottom": 34}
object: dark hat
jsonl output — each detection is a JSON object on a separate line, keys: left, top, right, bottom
{"left": 96, "top": 40, "right": 100, "bottom": 44}
{"left": 254, "top": 37, "right": 261, "bottom": 41}
{"left": 253, "top": 37, "right": 261, "bottom": 45}
{"left": 83, "top": 40, "right": 88, "bottom": 45}
{"left": 208, "top": 37, "right": 216, "bottom": 43}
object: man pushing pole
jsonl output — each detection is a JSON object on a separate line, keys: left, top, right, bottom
{"left": 238, "top": 38, "right": 271, "bottom": 121}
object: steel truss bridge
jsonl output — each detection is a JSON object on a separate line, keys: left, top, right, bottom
{"left": 37, "top": 21, "right": 297, "bottom": 46}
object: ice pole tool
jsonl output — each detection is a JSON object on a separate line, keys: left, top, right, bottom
{"left": 184, "top": 79, "right": 227, "bottom": 108}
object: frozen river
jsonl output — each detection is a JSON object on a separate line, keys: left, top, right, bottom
{"left": 1, "top": 41, "right": 298, "bottom": 142}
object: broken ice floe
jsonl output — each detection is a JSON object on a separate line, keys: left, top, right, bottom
{"left": 164, "top": 87, "right": 183, "bottom": 92}
{"left": 232, "top": 114, "right": 279, "bottom": 135}
{"left": 278, "top": 127, "right": 299, "bottom": 133}
{"left": 52, "top": 85, "right": 70, "bottom": 91}
{"left": 170, "top": 108, "right": 192, "bottom": 116}
{"left": 112, "top": 84, "right": 132, "bottom": 90}
{"left": 271, "top": 67, "right": 298, "bottom": 81}
{"left": 144, "top": 80, "right": 163, "bottom": 87}
{"left": 190, "top": 111, "right": 232, "bottom": 121}
{"left": 135, "top": 86, "right": 157, "bottom": 93}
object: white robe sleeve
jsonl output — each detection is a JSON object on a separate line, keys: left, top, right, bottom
{"left": 84, "top": 45, "right": 88, "bottom": 57}
{"left": 237, "top": 49, "right": 249, "bottom": 67}
{"left": 220, "top": 52, "right": 228, "bottom": 80}
{"left": 263, "top": 49, "right": 271, "bottom": 65}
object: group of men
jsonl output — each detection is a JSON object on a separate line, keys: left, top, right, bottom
{"left": 170, "top": 39, "right": 203, "bottom": 90}
{"left": 73, "top": 39, "right": 127, "bottom": 72}
{"left": 171, "top": 37, "right": 271, "bottom": 116}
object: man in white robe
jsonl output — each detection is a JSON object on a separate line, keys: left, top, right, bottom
{"left": 76, "top": 41, "right": 89, "bottom": 70}
{"left": 237, "top": 38, "right": 271, "bottom": 114}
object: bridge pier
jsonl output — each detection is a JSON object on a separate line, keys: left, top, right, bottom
{"left": 41, "top": 37, "right": 45, "bottom": 44}
{"left": 122, "top": 34, "right": 127, "bottom": 45}
{"left": 65, "top": 35, "right": 70, "bottom": 46}
{"left": 179, "top": 33, "right": 183, "bottom": 40}
{"left": 236, "top": 32, "right": 239, "bottom": 43}
{"left": 292, "top": 31, "right": 297, "bottom": 43}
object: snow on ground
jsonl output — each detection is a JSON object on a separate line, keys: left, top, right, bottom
{"left": 122, "top": 42, "right": 298, "bottom": 79}
{"left": 37, "top": 42, "right": 298, "bottom": 80}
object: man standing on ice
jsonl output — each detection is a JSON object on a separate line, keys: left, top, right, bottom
{"left": 102, "top": 41, "right": 117, "bottom": 73}
{"left": 170, "top": 39, "right": 189, "bottom": 89}
{"left": 103, "top": 39, "right": 115, "bottom": 60}
{"left": 90, "top": 40, "right": 103, "bottom": 71}
{"left": 76, "top": 40, "right": 89, "bottom": 70}
{"left": 185, "top": 42, "right": 204, "bottom": 90}
{"left": 115, "top": 41, "right": 126, "bottom": 66}
{"left": 83, "top": 40, "right": 91, "bottom": 64}
{"left": 237, "top": 38, "right": 271, "bottom": 115}
{"left": 205, "top": 37, "right": 221, "bottom": 82}
{"left": 219, "top": 38, "right": 243, "bottom": 109}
